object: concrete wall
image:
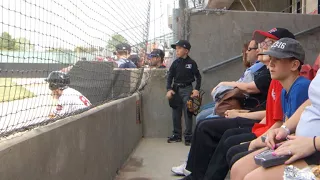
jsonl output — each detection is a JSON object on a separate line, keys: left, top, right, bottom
{"left": 141, "top": 70, "right": 173, "bottom": 137}
{"left": 0, "top": 94, "right": 142, "bottom": 180}
{"left": 188, "top": 11, "right": 320, "bottom": 103}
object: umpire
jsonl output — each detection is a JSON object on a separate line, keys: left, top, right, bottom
{"left": 166, "top": 40, "right": 202, "bottom": 146}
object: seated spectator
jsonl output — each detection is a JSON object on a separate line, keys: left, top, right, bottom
{"left": 114, "top": 43, "right": 137, "bottom": 68}
{"left": 172, "top": 28, "right": 295, "bottom": 179}
{"left": 46, "top": 71, "right": 91, "bottom": 118}
{"left": 149, "top": 49, "right": 166, "bottom": 68}
{"left": 230, "top": 39, "right": 315, "bottom": 180}
{"left": 203, "top": 38, "right": 310, "bottom": 180}
{"left": 195, "top": 39, "right": 264, "bottom": 121}
{"left": 231, "top": 102, "right": 319, "bottom": 179}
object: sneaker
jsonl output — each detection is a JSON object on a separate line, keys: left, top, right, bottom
{"left": 167, "top": 135, "right": 182, "bottom": 143}
{"left": 184, "top": 135, "right": 192, "bottom": 146}
{"left": 183, "top": 167, "right": 191, "bottom": 176}
{"left": 184, "top": 139, "right": 191, "bottom": 146}
{"left": 171, "top": 162, "right": 187, "bottom": 176}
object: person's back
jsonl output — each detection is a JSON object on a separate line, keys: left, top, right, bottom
{"left": 53, "top": 87, "right": 91, "bottom": 117}
{"left": 114, "top": 43, "right": 137, "bottom": 68}
{"left": 117, "top": 58, "right": 137, "bottom": 68}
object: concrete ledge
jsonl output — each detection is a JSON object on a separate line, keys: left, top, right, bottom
{"left": 0, "top": 94, "right": 142, "bottom": 180}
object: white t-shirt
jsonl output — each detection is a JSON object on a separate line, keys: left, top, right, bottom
{"left": 296, "top": 70, "right": 320, "bottom": 137}
{"left": 52, "top": 87, "right": 91, "bottom": 117}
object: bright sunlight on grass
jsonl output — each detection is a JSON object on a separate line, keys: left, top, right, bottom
{"left": 0, "top": 78, "right": 35, "bottom": 102}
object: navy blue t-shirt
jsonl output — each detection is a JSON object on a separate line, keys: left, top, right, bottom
{"left": 281, "top": 76, "right": 311, "bottom": 121}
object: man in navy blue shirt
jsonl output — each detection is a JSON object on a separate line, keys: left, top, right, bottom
{"left": 114, "top": 43, "right": 137, "bottom": 68}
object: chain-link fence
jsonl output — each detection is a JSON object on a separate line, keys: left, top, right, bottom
{"left": 0, "top": 0, "right": 151, "bottom": 136}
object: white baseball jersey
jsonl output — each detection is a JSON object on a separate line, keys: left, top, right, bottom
{"left": 52, "top": 87, "right": 91, "bottom": 117}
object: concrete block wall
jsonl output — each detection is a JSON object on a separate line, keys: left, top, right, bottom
{"left": 141, "top": 70, "right": 173, "bottom": 137}
{"left": 188, "top": 11, "right": 320, "bottom": 104}
{"left": 0, "top": 94, "right": 142, "bottom": 180}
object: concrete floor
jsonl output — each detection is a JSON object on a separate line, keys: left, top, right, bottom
{"left": 115, "top": 138, "right": 189, "bottom": 180}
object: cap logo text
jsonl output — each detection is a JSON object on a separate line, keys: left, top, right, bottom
{"left": 271, "top": 41, "right": 286, "bottom": 49}
{"left": 268, "top": 28, "right": 277, "bottom": 33}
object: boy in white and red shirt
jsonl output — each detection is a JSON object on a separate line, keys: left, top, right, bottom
{"left": 46, "top": 71, "right": 91, "bottom": 118}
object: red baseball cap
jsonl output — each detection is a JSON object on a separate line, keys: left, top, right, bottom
{"left": 252, "top": 28, "right": 295, "bottom": 43}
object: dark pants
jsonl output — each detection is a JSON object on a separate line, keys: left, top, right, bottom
{"left": 226, "top": 142, "right": 254, "bottom": 169}
{"left": 186, "top": 117, "right": 260, "bottom": 180}
{"left": 172, "top": 85, "right": 193, "bottom": 139}
{"left": 203, "top": 130, "right": 257, "bottom": 180}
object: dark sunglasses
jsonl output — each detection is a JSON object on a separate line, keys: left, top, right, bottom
{"left": 247, "top": 47, "right": 258, "bottom": 51}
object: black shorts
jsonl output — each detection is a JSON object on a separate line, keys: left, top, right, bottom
{"left": 305, "top": 152, "right": 320, "bottom": 165}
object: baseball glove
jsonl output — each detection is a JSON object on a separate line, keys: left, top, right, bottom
{"left": 187, "top": 90, "right": 205, "bottom": 116}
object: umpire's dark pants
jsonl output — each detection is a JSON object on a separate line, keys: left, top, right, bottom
{"left": 186, "top": 117, "right": 260, "bottom": 180}
{"left": 203, "top": 129, "right": 257, "bottom": 180}
{"left": 172, "top": 85, "right": 193, "bottom": 139}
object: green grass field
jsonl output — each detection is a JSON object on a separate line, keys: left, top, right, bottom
{"left": 0, "top": 78, "right": 36, "bottom": 102}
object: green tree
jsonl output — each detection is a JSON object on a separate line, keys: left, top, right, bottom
{"left": 0, "top": 32, "right": 15, "bottom": 50}
{"left": 14, "top": 38, "right": 34, "bottom": 51}
{"left": 107, "top": 34, "right": 128, "bottom": 52}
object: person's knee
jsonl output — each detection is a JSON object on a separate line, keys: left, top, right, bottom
{"left": 226, "top": 147, "right": 235, "bottom": 166}
{"left": 225, "top": 128, "right": 239, "bottom": 136}
{"left": 197, "top": 120, "right": 211, "bottom": 132}
{"left": 230, "top": 159, "right": 243, "bottom": 178}
{"left": 243, "top": 171, "right": 261, "bottom": 180}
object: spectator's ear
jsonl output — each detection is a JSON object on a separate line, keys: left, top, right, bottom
{"left": 291, "top": 59, "right": 301, "bottom": 71}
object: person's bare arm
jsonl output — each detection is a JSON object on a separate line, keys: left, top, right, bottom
{"left": 238, "top": 110, "right": 265, "bottom": 120}
{"left": 219, "top": 81, "right": 260, "bottom": 94}
{"left": 234, "top": 81, "right": 260, "bottom": 94}
{"left": 265, "top": 99, "right": 311, "bottom": 149}
{"left": 225, "top": 110, "right": 265, "bottom": 120}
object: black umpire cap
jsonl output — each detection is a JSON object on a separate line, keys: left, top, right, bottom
{"left": 171, "top": 40, "right": 191, "bottom": 50}
{"left": 114, "top": 43, "right": 131, "bottom": 55}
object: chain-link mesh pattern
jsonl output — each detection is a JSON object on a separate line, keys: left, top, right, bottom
{"left": 0, "top": 0, "right": 151, "bottom": 136}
